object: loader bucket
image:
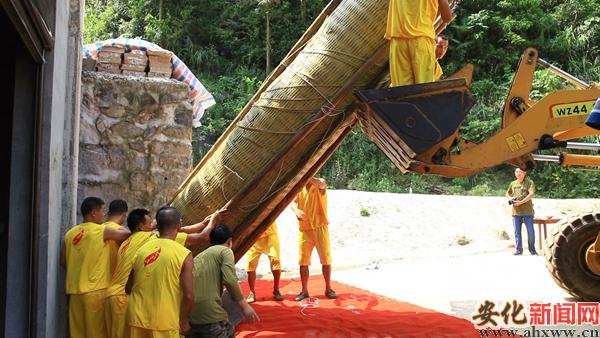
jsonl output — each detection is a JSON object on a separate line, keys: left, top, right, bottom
{"left": 355, "top": 78, "right": 474, "bottom": 173}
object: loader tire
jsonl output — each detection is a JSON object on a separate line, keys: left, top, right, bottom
{"left": 544, "top": 213, "right": 600, "bottom": 301}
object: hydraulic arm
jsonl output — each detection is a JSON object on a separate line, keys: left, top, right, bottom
{"left": 356, "top": 48, "right": 600, "bottom": 177}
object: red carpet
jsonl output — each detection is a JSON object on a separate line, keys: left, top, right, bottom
{"left": 236, "top": 276, "right": 481, "bottom": 337}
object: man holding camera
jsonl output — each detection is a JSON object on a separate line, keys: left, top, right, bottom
{"left": 506, "top": 168, "right": 537, "bottom": 256}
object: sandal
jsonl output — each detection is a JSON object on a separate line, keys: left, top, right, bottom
{"left": 325, "top": 289, "right": 337, "bottom": 299}
{"left": 246, "top": 293, "right": 256, "bottom": 303}
{"left": 295, "top": 291, "right": 309, "bottom": 301}
{"left": 273, "top": 290, "right": 284, "bottom": 301}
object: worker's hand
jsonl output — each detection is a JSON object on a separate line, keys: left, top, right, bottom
{"left": 201, "top": 213, "right": 212, "bottom": 224}
{"left": 180, "top": 320, "right": 191, "bottom": 335}
{"left": 211, "top": 208, "right": 230, "bottom": 224}
{"left": 242, "top": 303, "right": 260, "bottom": 323}
{"left": 311, "top": 177, "right": 327, "bottom": 190}
{"left": 295, "top": 209, "right": 305, "bottom": 220}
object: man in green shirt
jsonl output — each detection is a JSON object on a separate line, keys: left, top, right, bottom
{"left": 188, "top": 224, "right": 259, "bottom": 338}
{"left": 506, "top": 168, "right": 537, "bottom": 256}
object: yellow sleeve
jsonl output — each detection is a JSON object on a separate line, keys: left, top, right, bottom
{"left": 175, "top": 232, "right": 188, "bottom": 246}
{"left": 434, "top": 61, "right": 443, "bottom": 80}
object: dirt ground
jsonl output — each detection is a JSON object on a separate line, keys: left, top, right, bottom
{"left": 235, "top": 190, "right": 600, "bottom": 321}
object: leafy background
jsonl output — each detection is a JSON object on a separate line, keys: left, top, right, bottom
{"left": 84, "top": 0, "right": 600, "bottom": 198}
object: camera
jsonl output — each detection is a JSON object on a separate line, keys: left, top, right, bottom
{"left": 508, "top": 197, "right": 519, "bottom": 205}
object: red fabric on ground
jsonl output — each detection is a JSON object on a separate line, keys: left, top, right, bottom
{"left": 236, "top": 276, "right": 481, "bottom": 337}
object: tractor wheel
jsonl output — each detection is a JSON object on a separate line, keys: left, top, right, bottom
{"left": 544, "top": 213, "right": 600, "bottom": 301}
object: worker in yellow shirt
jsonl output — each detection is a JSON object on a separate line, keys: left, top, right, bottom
{"left": 385, "top": 0, "right": 453, "bottom": 86}
{"left": 291, "top": 177, "right": 336, "bottom": 301}
{"left": 106, "top": 208, "right": 222, "bottom": 338}
{"left": 60, "top": 197, "right": 131, "bottom": 338}
{"left": 104, "top": 199, "right": 128, "bottom": 274}
{"left": 105, "top": 208, "right": 155, "bottom": 338}
{"left": 161, "top": 214, "right": 220, "bottom": 250}
{"left": 245, "top": 222, "right": 283, "bottom": 303}
{"left": 126, "top": 206, "right": 194, "bottom": 338}
{"left": 434, "top": 35, "right": 449, "bottom": 80}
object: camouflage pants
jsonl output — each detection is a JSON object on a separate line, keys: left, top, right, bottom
{"left": 187, "top": 321, "right": 234, "bottom": 338}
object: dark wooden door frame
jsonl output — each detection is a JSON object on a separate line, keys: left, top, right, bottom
{"left": 0, "top": 2, "right": 53, "bottom": 336}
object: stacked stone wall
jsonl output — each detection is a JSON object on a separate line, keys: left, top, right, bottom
{"left": 78, "top": 71, "right": 193, "bottom": 214}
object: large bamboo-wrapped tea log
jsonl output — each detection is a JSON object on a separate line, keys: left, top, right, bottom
{"left": 171, "top": 0, "right": 459, "bottom": 258}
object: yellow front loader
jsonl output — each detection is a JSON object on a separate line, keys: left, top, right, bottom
{"left": 356, "top": 48, "right": 600, "bottom": 177}
{"left": 355, "top": 48, "right": 600, "bottom": 300}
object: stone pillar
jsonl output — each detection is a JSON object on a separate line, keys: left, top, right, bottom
{"left": 78, "top": 72, "right": 193, "bottom": 214}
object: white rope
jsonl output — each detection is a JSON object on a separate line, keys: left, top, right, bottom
{"left": 299, "top": 297, "right": 320, "bottom": 316}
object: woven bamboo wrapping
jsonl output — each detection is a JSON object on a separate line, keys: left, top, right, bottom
{"left": 172, "top": 0, "right": 389, "bottom": 223}
{"left": 171, "top": 0, "right": 462, "bottom": 257}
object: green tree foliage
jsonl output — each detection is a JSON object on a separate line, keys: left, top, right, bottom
{"left": 84, "top": 0, "right": 600, "bottom": 198}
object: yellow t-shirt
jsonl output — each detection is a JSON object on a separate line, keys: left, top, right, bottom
{"left": 258, "top": 222, "right": 277, "bottom": 239}
{"left": 127, "top": 238, "right": 191, "bottom": 331}
{"left": 106, "top": 231, "right": 156, "bottom": 297}
{"left": 385, "top": 0, "right": 438, "bottom": 41}
{"left": 154, "top": 231, "right": 188, "bottom": 247}
{"left": 175, "top": 232, "right": 188, "bottom": 247}
{"left": 297, "top": 184, "right": 329, "bottom": 231}
{"left": 103, "top": 221, "right": 121, "bottom": 274}
{"left": 64, "top": 222, "right": 112, "bottom": 294}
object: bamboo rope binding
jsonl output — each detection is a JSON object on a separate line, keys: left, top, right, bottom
{"left": 172, "top": 0, "right": 390, "bottom": 226}
{"left": 171, "top": 0, "right": 464, "bottom": 232}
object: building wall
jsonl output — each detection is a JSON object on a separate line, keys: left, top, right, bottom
{"left": 78, "top": 72, "right": 193, "bottom": 213}
{"left": 2, "top": 0, "right": 85, "bottom": 335}
{"left": 35, "top": 0, "right": 82, "bottom": 337}
{"left": 32, "top": 0, "right": 82, "bottom": 336}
